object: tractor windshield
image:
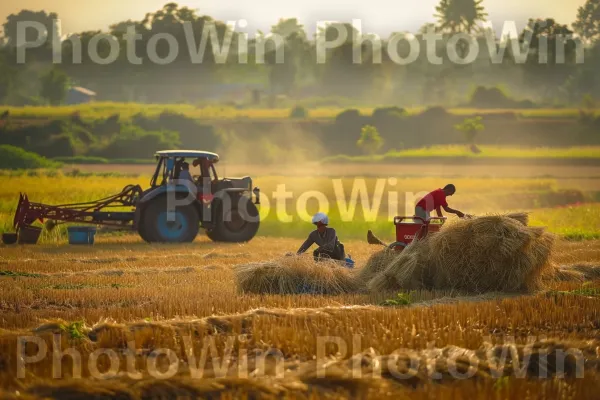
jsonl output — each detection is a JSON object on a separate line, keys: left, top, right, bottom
{"left": 150, "top": 157, "right": 164, "bottom": 187}
{"left": 193, "top": 158, "right": 217, "bottom": 183}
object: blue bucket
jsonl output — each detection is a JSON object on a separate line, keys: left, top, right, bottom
{"left": 67, "top": 226, "right": 97, "bottom": 245}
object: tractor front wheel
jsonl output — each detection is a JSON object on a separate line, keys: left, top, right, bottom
{"left": 140, "top": 198, "right": 199, "bottom": 243}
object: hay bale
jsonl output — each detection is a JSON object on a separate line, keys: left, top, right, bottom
{"left": 563, "top": 263, "right": 600, "bottom": 280}
{"left": 368, "top": 239, "right": 432, "bottom": 292}
{"left": 358, "top": 248, "right": 397, "bottom": 283}
{"left": 367, "top": 214, "right": 555, "bottom": 294}
{"left": 234, "top": 256, "right": 359, "bottom": 295}
{"left": 549, "top": 268, "right": 585, "bottom": 282}
{"left": 505, "top": 212, "right": 529, "bottom": 226}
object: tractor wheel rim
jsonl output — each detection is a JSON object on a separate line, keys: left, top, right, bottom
{"left": 157, "top": 211, "right": 188, "bottom": 239}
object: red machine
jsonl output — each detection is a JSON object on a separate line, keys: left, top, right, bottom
{"left": 389, "top": 216, "right": 446, "bottom": 251}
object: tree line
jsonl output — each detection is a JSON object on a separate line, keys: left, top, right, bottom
{"left": 0, "top": 0, "right": 599, "bottom": 106}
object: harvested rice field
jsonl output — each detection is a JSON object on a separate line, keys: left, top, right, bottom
{"left": 1, "top": 232, "right": 600, "bottom": 399}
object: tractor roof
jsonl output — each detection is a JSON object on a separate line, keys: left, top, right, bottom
{"left": 155, "top": 150, "right": 219, "bottom": 162}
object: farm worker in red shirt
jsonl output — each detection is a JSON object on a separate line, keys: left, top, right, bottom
{"left": 415, "top": 184, "right": 465, "bottom": 223}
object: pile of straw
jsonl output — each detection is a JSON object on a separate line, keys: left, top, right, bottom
{"left": 234, "top": 256, "right": 359, "bottom": 295}
{"left": 551, "top": 263, "right": 600, "bottom": 282}
{"left": 367, "top": 212, "right": 556, "bottom": 294}
{"left": 358, "top": 248, "right": 398, "bottom": 284}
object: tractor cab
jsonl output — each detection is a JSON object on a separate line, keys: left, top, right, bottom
{"left": 149, "top": 151, "right": 258, "bottom": 201}
{"left": 150, "top": 150, "right": 220, "bottom": 188}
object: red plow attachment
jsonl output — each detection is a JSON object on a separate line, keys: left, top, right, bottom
{"left": 13, "top": 185, "right": 143, "bottom": 232}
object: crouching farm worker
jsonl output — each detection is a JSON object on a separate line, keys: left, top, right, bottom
{"left": 297, "top": 213, "right": 346, "bottom": 261}
{"left": 415, "top": 183, "right": 465, "bottom": 223}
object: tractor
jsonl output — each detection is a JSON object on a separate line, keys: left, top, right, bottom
{"left": 10, "top": 150, "right": 261, "bottom": 244}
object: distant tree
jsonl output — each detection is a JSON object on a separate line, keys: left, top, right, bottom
{"left": 469, "top": 86, "right": 513, "bottom": 108}
{"left": 435, "top": 0, "right": 488, "bottom": 34}
{"left": 0, "top": 50, "right": 17, "bottom": 103}
{"left": 357, "top": 125, "right": 383, "bottom": 155}
{"left": 265, "top": 18, "right": 309, "bottom": 95}
{"left": 0, "top": 76, "right": 10, "bottom": 105}
{"left": 454, "top": 116, "right": 484, "bottom": 152}
{"left": 315, "top": 23, "right": 376, "bottom": 97}
{"left": 418, "top": 23, "right": 439, "bottom": 34}
{"left": 433, "top": 0, "right": 487, "bottom": 88}
{"left": 271, "top": 18, "right": 305, "bottom": 39}
{"left": 289, "top": 105, "right": 308, "bottom": 119}
{"left": 581, "top": 93, "right": 596, "bottom": 110}
{"left": 94, "top": 2, "right": 237, "bottom": 101}
{"left": 578, "top": 93, "right": 597, "bottom": 124}
{"left": 573, "top": 0, "right": 600, "bottom": 43}
{"left": 40, "top": 68, "right": 69, "bottom": 105}
{"left": 3, "top": 10, "right": 58, "bottom": 47}
{"left": 519, "top": 18, "right": 581, "bottom": 99}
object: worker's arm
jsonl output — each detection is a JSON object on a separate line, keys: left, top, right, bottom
{"left": 435, "top": 206, "right": 443, "bottom": 217}
{"left": 297, "top": 234, "right": 315, "bottom": 254}
{"left": 442, "top": 205, "right": 465, "bottom": 218}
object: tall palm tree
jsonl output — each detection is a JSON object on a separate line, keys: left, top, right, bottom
{"left": 435, "top": 0, "right": 488, "bottom": 34}
{"left": 573, "top": 0, "right": 600, "bottom": 44}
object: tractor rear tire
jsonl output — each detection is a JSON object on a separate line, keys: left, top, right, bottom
{"left": 140, "top": 198, "right": 199, "bottom": 243}
{"left": 209, "top": 195, "right": 259, "bottom": 243}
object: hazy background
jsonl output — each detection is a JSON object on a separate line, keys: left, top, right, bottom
{"left": 0, "top": 0, "right": 598, "bottom": 166}
{"left": 0, "top": 0, "right": 586, "bottom": 36}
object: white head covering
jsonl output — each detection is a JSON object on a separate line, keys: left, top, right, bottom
{"left": 311, "top": 212, "right": 329, "bottom": 225}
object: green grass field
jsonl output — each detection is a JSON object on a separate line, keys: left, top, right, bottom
{"left": 324, "top": 145, "right": 600, "bottom": 163}
{"left": 377, "top": 145, "right": 600, "bottom": 159}
{"left": 2, "top": 102, "right": 597, "bottom": 121}
{"left": 0, "top": 174, "right": 597, "bottom": 243}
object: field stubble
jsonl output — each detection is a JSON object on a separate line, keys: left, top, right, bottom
{"left": 0, "top": 167, "right": 599, "bottom": 398}
{"left": 0, "top": 237, "right": 599, "bottom": 398}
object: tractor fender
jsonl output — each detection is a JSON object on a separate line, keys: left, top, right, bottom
{"left": 138, "top": 185, "right": 194, "bottom": 204}
{"left": 209, "top": 189, "right": 248, "bottom": 208}
{"left": 220, "top": 188, "right": 248, "bottom": 194}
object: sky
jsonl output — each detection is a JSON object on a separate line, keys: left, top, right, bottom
{"left": 0, "top": 0, "right": 587, "bottom": 37}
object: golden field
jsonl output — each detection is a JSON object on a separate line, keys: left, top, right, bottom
{"left": 0, "top": 164, "right": 599, "bottom": 399}
{"left": 0, "top": 236, "right": 599, "bottom": 398}
{"left": 1, "top": 169, "right": 599, "bottom": 241}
